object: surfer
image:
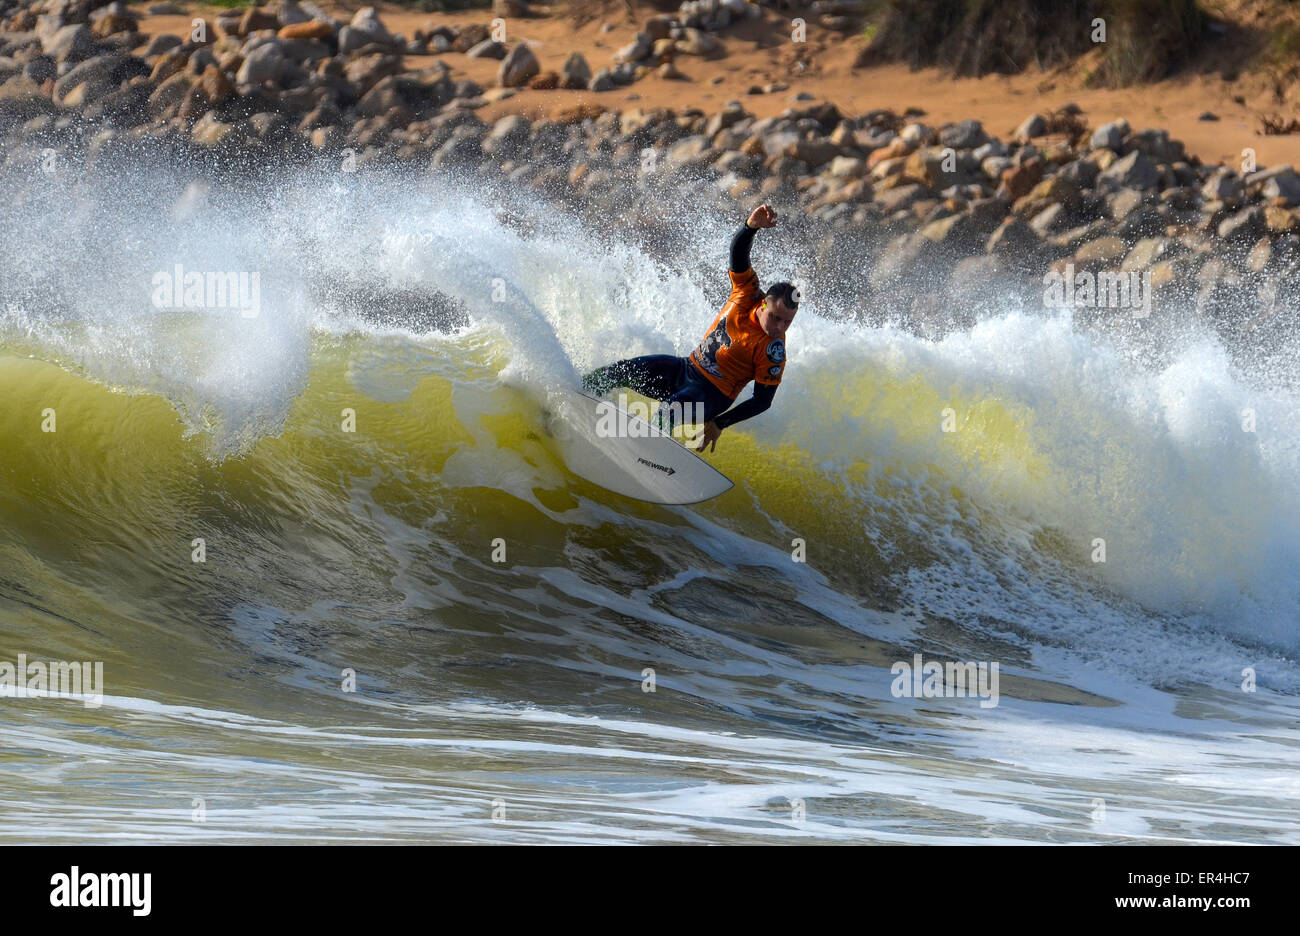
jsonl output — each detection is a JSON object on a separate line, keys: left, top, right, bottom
{"left": 581, "top": 204, "right": 797, "bottom": 452}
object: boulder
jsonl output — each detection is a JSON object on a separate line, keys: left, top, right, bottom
{"left": 1217, "top": 206, "right": 1265, "bottom": 241}
{"left": 198, "top": 64, "right": 234, "bottom": 106}
{"left": 466, "top": 39, "right": 506, "bottom": 60}
{"left": 1089, "top": 119, "right": 1129, "bottom": 151}
{"left": 481, "top": 113, "right": 530, "bottom": 158}
{"left": 1098, "top": 150, "right": 1158, "bottom": 191}
{"left": 238, "top": 7, "right": 279, "bottom": 35}
{"left": 236, "top": 42, "right": 284, "bottom": 85}
{"left": 1262, "top": 168, "right": 1300, "bottom": 206}
{"left": 1014, "top": 113, "right": 1046, "bottom": 142}
{"left": 1201, "top": 168, "right": 1243, "bottom": 202}
{"left": 339, "top": 7, "right": 400, "bottom": 53}
{"left": 498, "top": 42, "right": 539, "bottom": 88}
{"left": 939, "top": 118, "right": 987, "bottom": 150}
{"left": 278, "top": 21, "right": 334, "bottom": 41}
{"left": 42, "top": 24, "right": 96, "bottom": 63}
{"left": 451, "top": 24, "right": 490, "bottom": 53}
{"left": 560, "top": 52, "right": 590, "bottom": 90}
{"left": 999, "top": 159, "right": 1044, "bottom": 200}
{"left": 143, "top": 33, "right": 183, "bottom": 57}
{"left": 1121, "top": 237, "right": 1176, "bottom": 272}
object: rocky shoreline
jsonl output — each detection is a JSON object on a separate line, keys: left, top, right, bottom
{"left": 2, "top": 0, "right": 1299, "bottom": 350}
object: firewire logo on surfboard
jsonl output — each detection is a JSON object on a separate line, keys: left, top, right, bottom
{"left": 637, "top": 457, "right": 676, "bottom": 476}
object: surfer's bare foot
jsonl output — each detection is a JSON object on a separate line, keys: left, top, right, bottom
{"left": 693, "top": 420, "right": 721, "bottom": 453}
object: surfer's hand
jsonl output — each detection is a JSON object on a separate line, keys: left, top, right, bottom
{"left": 693, "top": 420, "right": 721, "bottom": 453}
{"left": 746, "top": 205, "right": 777, "bottom": 230}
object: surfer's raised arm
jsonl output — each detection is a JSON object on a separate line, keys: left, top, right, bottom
{"left": 730, "top": 204, "right": 778, "bottom": 274}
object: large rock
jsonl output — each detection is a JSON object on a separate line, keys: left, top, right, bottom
{"left": 1014, "top": 113, "right": 1046, "bottom": 142}
{"left": 344, "top": 52, "right": 401, "bottom": 95}
{"left": 999, "top": 159, "right": 1043, "bottom": 200}
{"left": 789, "top": 136, "right": 840, "bottom": 168}
{"left": 1028, "top": 203, "right": 1067, "bottom": 237}
{"left": 986, "top": 217, "right": 1040, "bottom": 258}
{"left": 279, "top": 21, "right": 334, "bottom": 41}
{"left": 1201, "top": 168, "right": 1243, "bottom": 202}
{"left": 1125, "top": 128, "right": 1184, "bottom": 164}
{"left": 466, "top": 39, "right": 506, "bottom": 60}
{"left": 1262, "top": 168, "right": 1300, "bottom": 206}
{"left": 675, "top": 28, "right": 720, "bottom": 56}
{"left": 191, "top": 111, "right": 237, "bottom": 146}
{"left": 92, "top": 11, "right": 138, "bottom": 38}
{"left": 1056, "top": 159, "right": 1098, "bottom": 188}
{"left": 1265, "top": 205, "right": 1300, "bottom": 232}
{"left": 0, "top": 75, "right": 55, "bottom": 120}
{"left": 827, "top": 155, "right": 867, "bottom": 178}
{"left": 1090, "top": 119, "right": 1129, "bottom": 151}
{"left": 902, "top": 146, "right": 952, "bottom": 188}
{"left": 1012, "top": 175, "right": 1080, "bottom": 216}
{"left": 147, "top": 71, "right": 191, "bottom": 117}
{"left": 451, "top": 24, "right": 490, "bottom": 53}
{"left": 876, "top": 183, "right": 927, "bottom": 213}
{"left": 615, "top": 33, "right": 652, "bottom": 63}
{"left": 53, "top": 53, "right": 125, "bottom": 102}
{"left": 560, "top": 52, "right": 590, "bottom": 90}
{"left": 339, "top": 6, "right": 400, "bottom": 53}
{"left": 430, "top": 129, "right": 484, "bottom": 169}
{"left": 1121, "top": 237, "right": 1177, "bottom": 272}
{"left": 939, "top": 118, "right": 987, "bottom": 150}
{"left": 498, "top": 42, "right": 539, "bottom": 88}
{"left": 237, "top": 42, "right": 285, "bottom": 84}
{"left": 238, "top": 7, "right": 279, "bottom": 35}
{"left": 1218, "top": 206, "right": 1265, "bottom": 241}
{"left": 354, "top": 75, "right": 420, "bottom": 119}
{"left": 493, "top": 0, "right": 529, "bottom": 15}
{"left": 1107, "top": 186, "right": 1150, "bottom": 222}
{"left": 142, "top": 33, "right": 182, "bottom": 57}
{"left": 1074, "top": 236, "right": 1126, "bottom": 265}
{"left": 42, "top": 24, "right": 96, "bottom": 62}
{"left": 481, "top": 113, "right": 530, "bottom": 158}
{"left": 1098, "top": 150, "right": 1158, "bottom": 191}
{"left": 279, "top": 38, "right": 330, "bottom": 62}
{"left": 276, "top": 0, "right": 313, "bottom": 26}
{"left": 198, "top": 64, "right": 234, "bottom": 105}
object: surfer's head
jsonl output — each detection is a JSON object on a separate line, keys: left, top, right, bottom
{"left": 757, "top": 282, "right": 799, "bottom": 339}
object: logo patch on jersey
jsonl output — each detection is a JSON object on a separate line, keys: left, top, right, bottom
{"left": 768, "top": 365, "right": 783, "bottom": 376}
{"left": 766, "top": 339, "right": 785, "bottom": 363}
{"left": 693, "top": 317, "right": 731, "bottom": 378}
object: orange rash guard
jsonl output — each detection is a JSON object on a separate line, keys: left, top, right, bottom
{"left": 688, "top": 267, "right": 787, "bottom": 401}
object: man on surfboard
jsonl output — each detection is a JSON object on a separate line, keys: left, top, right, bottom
{"left": 581, "top": 204, "right": 797, "bottom": 452}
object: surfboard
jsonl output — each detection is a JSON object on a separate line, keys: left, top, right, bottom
{"left": 543, "top": 389, "right": 734, "bottom": 505}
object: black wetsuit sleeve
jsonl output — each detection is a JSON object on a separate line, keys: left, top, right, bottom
{"left": 714, "top": 382, "right": 777, "bottom": 430}
{"left": 730, "top": 222, "right": 757, "bottom": 273}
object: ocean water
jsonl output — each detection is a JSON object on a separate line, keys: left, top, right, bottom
{"left": 1, "top": 157, "right": 1298, "bottom": 844}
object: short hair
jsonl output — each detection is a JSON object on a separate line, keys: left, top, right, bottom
{"left": 765, "top": 282, "right": 800, "bottom": 311}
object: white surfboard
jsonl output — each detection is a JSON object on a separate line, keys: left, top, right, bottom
{"left": 544, "top": 389, "right": 734, "bottom": 505}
